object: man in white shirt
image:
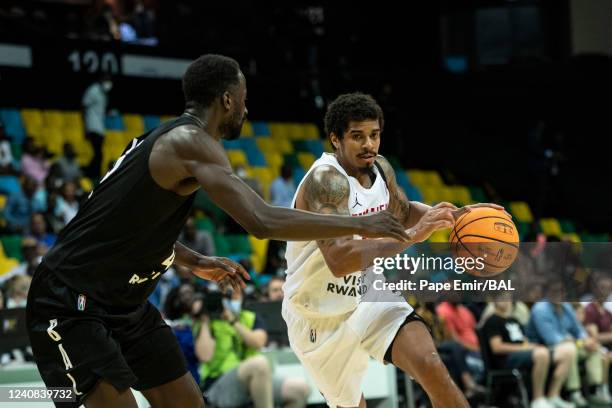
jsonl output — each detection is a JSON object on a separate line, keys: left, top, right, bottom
{"left": 283, "top": 93, "right": 503, "bottom": 407}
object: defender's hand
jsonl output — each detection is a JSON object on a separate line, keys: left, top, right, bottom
{"left": 359, "top": 211, "right": 411, "bottom": 241}
{"left": 191, "top": 256, "right": 250, "bottom": 292}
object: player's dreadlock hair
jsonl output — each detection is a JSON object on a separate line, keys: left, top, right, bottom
{"left": 324, "top": 93, "right": 384, "bottom": 150}
{"left": 182, "top": 54, "right": 241, "bottom": 109}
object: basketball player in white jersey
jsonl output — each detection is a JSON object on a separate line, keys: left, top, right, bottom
{"left": 282, "top": 93, "right": 505, "bottom": 407}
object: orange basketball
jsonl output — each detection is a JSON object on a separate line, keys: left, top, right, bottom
{"left": 450, "top": 207, "right": 520, "bottom": 277}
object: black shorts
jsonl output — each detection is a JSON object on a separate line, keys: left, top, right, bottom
{"left": 26, "top": 263, "right": 188, "bottom": 407}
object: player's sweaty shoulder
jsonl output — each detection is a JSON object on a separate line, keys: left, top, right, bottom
{"left": 149, "top": 124, "right": 224, "bottom": 191}
{"left": 296, "top": 164, "right": 350, "bottom": 214}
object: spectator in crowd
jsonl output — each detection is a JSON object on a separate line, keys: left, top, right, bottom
{"left": 0, "top": 123, "right": 16, "bottom": 174}
{"left": 437, "top": 301, "right": 480, "bottom": 353}
{"left": 26, "top": 212, "right": 57, "bottom": 251}
{"left": 270, "top": 164, "right": 296, "bottom": 207}
{"left": 55, "top": 181, "right": 80, "bottom": 225}
{"left": 43, "top": 190, "right": 64, "bottom": 234}
{"left": 480, "top": 299, "right": 531, "bottom": 326}
{"left": 436, "top": 301, "right": 484, "bottom": 386}
{"left": 4, "top": 176, "right": 42, "bottom": 233}
{"left": 82, "top": 74, "right": 112, "bottom": 178}
{"left": 55, "top": 143, "right": 82, "bottom": 183}
{"left": 20, "top": 138, "right": 50, "bottom": 186}
{"left": 527, "top": 281, "right": 611, "bottom": 406}
{"left": 584, "top": 274, "right": 612, "bottom": 347}
{"left": 149, "top": 265, "right": 191, "bottom": 311}
{"left": 195, "top": 290, "right": 310, "bottom": 408}
{"left": 482, "top": 299, "right": 575, "bottom": 408}
{"left": 583, "top": 273, "right": 612, "bottom": 400}
{"left": 179, "top": 216, "right": 216, "bottom": 257}
{"left": 415, "top": 301, "right": 485, "bottom": 401}
{"left": 264, "top": 276, "right": 284, "bottom": 302}
{"left": 4, "top": 274, "right": 31, "bottom": 309}
{"left": 5, "top": 238, "right": 41, "bottom": 279}
{"left": 164, "top": 282, "right": 205, "bottom": 385}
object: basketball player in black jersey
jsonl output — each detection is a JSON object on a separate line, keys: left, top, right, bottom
{"left": 26, "top": 54, "right": 409, "bottom": 408}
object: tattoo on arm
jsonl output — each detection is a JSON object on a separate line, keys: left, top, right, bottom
{"left": 376, "top": 155, "right": 411, "bottom": 225}
{"left": 302, "top": 165, "right": 351, "bottom": 247}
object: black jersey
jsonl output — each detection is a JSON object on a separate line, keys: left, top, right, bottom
{"left": 43, "top": 115, "right": 198, "bottom": 308}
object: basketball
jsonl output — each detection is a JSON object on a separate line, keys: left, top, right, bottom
{"left": 450, "top": 207, "right": 520, "bottom": 277}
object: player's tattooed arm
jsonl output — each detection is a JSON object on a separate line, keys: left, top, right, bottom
{"left": 300, "top": 165, "right": 352, "bottom": 250}
{"left": 375, "top": 155, "right": 414, "bottom": 227}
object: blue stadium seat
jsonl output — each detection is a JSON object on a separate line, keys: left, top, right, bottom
{"left": 222, "top": 140, "right": 241, "bottom": 150}
{"left": 143, "top": 115, "right": 161, "bottom": 132}
{"left": 105, "top": 113, "right": 125, "bottom": 130}
{"left": 0, "top": 109, "right": 26, "bottom": 144}
{"left": 0, "top": 175, "right": 21, "bottom": 195}
{"left": 252, "top": 122, "right": 270, "bottom": 137}
{"left": 292, "top": 166, "right": 306, "bottom": 185}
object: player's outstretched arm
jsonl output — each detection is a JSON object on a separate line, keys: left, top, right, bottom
{"left": 177, "top": 132, "right": 409, "bottom": 242}
{"left": 300, "top": 165, "right": 456, "bottom": 277}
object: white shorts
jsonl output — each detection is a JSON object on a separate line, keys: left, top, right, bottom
{"left": 282, "top": 299, "right": 414, "bottom": 407}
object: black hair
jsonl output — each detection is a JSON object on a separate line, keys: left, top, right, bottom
{"left": 324, "top": 93, "right": 384, "bottom": 149}
{"left": 182, "top": 54, "right": 242, "bottom": 109}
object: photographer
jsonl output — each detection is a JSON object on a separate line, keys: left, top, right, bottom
{"left": 195, "top": 290, "right": 310, "bottom": 408}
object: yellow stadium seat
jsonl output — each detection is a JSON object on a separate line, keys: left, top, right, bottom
{"left": 160, "top": 115, "right": 175, "bottom": 123}
{"left": 241, "top": 121, "right": 254, "bottom": 137}
{"left": 64, "top": 127, "right": 84, "bottom": 147}
{"left": 123, "top": 114, "right": 145, "bottom": 133}
{"left": 42, "top": 110, "right": 64, "bottom": 128}
{"left": 0, "top": 257, "right": 19, "bottom": 277}
{"left": 64, "top": 111, "right": 83, "bottom": 127}
{"left": 43, "top": 128, "right": 65, "bottom": 156}
{"left": 248, "top": 236, "right": 269, "bottom": 273}
{"left": 323, "top": 139, "right": 333, "bottom": 152}
{"left": 264, "top": 152, "right": 283, "bottom": 173}
{"left": 0, "top": 195, "right": 7, "bottom": 211}
{"left": 419, "top": 186, "right": 439, "bottom": 205}
{"left": 80, "top": 177, "right": 94, "bottom": 193}
{"left": 255, "top": 137, "right": 277, "bottom": 154}
{"left": 275, "top": 138, "right": 294, "bottom": 154}
{"left": 269, "top": 123, "right": 291, "bottom": 140}
{"left": 540, "top": 218, "right": 562, "bottom": 237}
{"left": 250, "top": 167, "right": 275, "bottom": 200}
{"left": 297, "top": 152, "right": 316, "bottom": 170}
{"left": 226, "top": 150, "right": 248, "bottom": 168}
{"left": 448, "top": 186, "right": 473, "bottom": 205}
{"left": 287, "top": 123, "right": 305, "bottom": 140}
{"left": 407, "top": 170, "right": 427, "bottom": 187}
{"left": 21, "top": 108, "right": 43, "bottom": 135}
{"left": 509, "top": 201, "right": 534, "bottom": 223}
{"left": 562, "top": 233, "right": 581, "bottom": 243}
{"left": 423, "top": 170, "right": 444, "bottom": 187}
{"left": 436, "top": 186, "right": 455, "bottom": 203}
{"left": 428, "top": 229, "right": 451, "bottom": 243}
{"left": 104, "top": 131, "right": 127, "bottom": 149}
{"left": 75, "top": 140, "right": 94, "bottom": 167}
{"left": 303, "top": 123, "right": 320, "bottom": 140}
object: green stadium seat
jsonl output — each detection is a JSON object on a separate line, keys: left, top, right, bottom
{"left": 0, "top": 235, "right": 23, "bottom": 262}
{"left": 213, "top": 234, "right": 231, "bottom": 257}
{"left": 226, "top": 234, "right": 252, "bottom": 255}
{"left": 195, "top": 217, "right": 215, "bottom": 233}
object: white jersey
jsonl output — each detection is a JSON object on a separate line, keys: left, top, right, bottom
{"left": 283, "top": 153, "right": 390, "bottom": 318}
